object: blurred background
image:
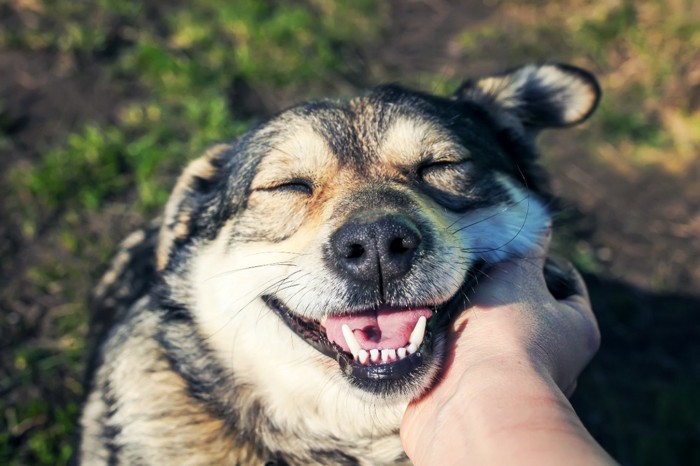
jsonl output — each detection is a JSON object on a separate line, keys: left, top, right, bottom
{"left": 1, "top": 0, "right": 698, "bottom": 464}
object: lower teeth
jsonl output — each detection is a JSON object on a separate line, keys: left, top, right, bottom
{"left": 344, "top": 316, "right": 428, "bottom": 365}
{"left": 354, "top": 343, "right": 417, "bottom": 365}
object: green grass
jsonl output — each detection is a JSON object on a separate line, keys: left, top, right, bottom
{"left": 455, "top": 0, "right": 700, "bottom": 173}
{"left": 2, "top": 1, "right": 381, "bottom": 464}
{"left": 9, "top": 0, "right": 382, "bottom": 225}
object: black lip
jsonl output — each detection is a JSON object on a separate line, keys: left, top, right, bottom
{"left": 262, "top": 262, "right": 486, "bottom": 390}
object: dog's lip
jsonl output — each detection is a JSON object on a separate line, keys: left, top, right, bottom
{"left": 319, "top": 306, "right": 433, "bottom": 356}
{"left": 261, "top": 263, "right": 485, "bottom": 384}
{"left": 261, "top": 295, "right": 437, "bottom": 381}
{"left": 261, "top": 295, "right": 337, "bottom": 359}
{"left": 262, "top": 295, "right": 438, "bottom": 384}
{"left": 261, "top": 295, "right": 432, "bottom": 355}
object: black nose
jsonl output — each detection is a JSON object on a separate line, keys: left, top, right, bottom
{"left": 328, "top": 213, "right": 421, "bottom": 284}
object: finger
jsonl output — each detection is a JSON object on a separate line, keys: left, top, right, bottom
{"left": 557, "top": 264, "right": 595, "bottom": 322}
{"left": 469, "top": 225, "right": 553, "bottom": 307}
{"left": 470, "top": 259, "right": 549, "bottom": 307}
{"left": 564, "top": 379, "right": 578, "bottom": 398}
{"left": 521, "top": 221, "right": 553, "bottom": 266}
{"left": 563, "top": 262, "right": 590, "bottom": 303}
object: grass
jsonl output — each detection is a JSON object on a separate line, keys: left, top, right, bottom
{"left": 456, "top": 0, "right": 700, "bottom": 174}
{"left": 2, "top": 0, "right": 698, "bottom": 464}
{"left": 8, "top": 0, "right": 382, "bottom": 223}
{"left": 2, "top": 1, "right": 382, "bottom": 464}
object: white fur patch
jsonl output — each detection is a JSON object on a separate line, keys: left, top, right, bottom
{"left": 530, "top": 65, "right": 598, "bottom": 124}
{"left": 191, "top": 234, "right": 408, "bottom": 450}
{"left": 475, "top": 64, "right": 598, "bottom": 126}
{"left": 446, "top": 174, "right": 550, "bottom": 265}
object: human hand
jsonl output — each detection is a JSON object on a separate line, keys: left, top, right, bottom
{"left": 401, "top": 229, "right": 612, "bottom": 465}
{"left": 445, "top": 227, "right": 600, "bottom": 396}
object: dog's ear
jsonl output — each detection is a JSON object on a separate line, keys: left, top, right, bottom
{"left": 156, "top": 143, "right": 230, "bottom": 271}
{"left": 454, "top": 63, "right": 601, "bottom": 131}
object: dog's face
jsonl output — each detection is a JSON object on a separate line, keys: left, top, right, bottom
{"left": 156, "top": 64, "right": 599, "bottom": 425}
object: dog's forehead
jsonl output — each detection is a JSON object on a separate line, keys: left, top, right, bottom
{"left": 255, "top": 90, "right": 465, "bottom": 176}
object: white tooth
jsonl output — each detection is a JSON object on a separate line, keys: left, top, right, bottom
{"left": 358, "top": 349, "right": 369, "bottom": 365}
{"left": 386, "top": 349, "right": 396, "bottom": 361}
{"left": 409, "top": 316, "right": 427, "bottom": 349}
{"left": 341, "top": 324, "right": 361, "bottom": 358}
{"left": 397, "top": 347, "right": 407, "bottom": 359}
{"left": 370, "top": 349, "right": 380, "bottom": 362}
{"left": 406, "top": 343, "right": 418, "bottom": 354}
{"left": 381, "top": 349, "right": 390, "bottom": 362}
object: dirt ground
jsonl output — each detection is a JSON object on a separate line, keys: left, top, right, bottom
{"left": 1, "top": 1, "right": 698, "bottom": 464}
{"left": 379, "top": 9, "right": 700, "bottom": 461}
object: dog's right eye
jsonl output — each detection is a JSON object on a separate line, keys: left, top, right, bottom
{"left": 254, "top": 180, "right": 314, "bottom": 195}
{"left": 417, "top": 160, "right": 472, "bottom": 185}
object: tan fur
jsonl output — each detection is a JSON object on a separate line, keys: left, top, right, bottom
{"left": 81, "top": 64, "right": 600, "bottom": 466}
{"left": 157, "top": 143, "right": 231, "bottom": 271}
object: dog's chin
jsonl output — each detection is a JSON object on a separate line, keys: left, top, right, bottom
{"left": 261, "top": 264, "right": 482, "bottom": 399}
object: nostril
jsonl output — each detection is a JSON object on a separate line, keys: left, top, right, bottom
{"left": 327, "top": 213, "right": 422, "bottom": 283}
{"left": 389, "top": 234, "right": 420, "bottom": 256}
{"left": 389, "top": 237, "right": 409, "bottom": 255}
{"left": 345, "top": 243, "right": 365, "bottom": 260}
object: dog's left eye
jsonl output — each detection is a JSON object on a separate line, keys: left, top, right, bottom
{"left": 255, "top": 180, "right": 314, "bottom": 195}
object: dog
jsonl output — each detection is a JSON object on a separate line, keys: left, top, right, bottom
{"left": 78, "top": 63, "right": 600, "bottom": 465}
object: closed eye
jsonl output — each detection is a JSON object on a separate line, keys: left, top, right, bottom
{"left": 418, "top": 160, "right": 472, "bottom": 180}
{"left": 255, "top": 179, "right": 314, "bottom": 195}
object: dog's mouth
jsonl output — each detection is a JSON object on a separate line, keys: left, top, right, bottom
{"left": 261, "top": 264, "right": 483, "bottom": 393}
{"left": 262, "top": 296, "right": 439, "bottom": 390}
{"left": 321, "top": 306, "right": 431, "bottom": 365}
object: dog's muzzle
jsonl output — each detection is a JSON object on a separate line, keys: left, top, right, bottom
{"left": 261, "top": 211, "right": 483, "bottom": 395}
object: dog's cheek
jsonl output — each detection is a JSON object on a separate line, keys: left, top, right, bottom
{"left": 451, "top": 177, "right": 551, "bottom": 264}
{"left": 232, "top": 193, "right": 310, "bottom": 243}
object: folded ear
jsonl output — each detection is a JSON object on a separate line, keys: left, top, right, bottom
{"left": 454, "top": 63, "right": 601, "bottom": 130}
{"left": 156, "top": 143, "right": 231, "bottom": 271}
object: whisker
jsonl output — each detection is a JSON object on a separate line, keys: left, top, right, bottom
{"left": 242, "top": 250, "right": 307, "bottom": 258}
{"left": 204, "top": 261, "right": 299, "bottom": 282}
{"left": 447, "top": 195, "right": 530, "bottom": 235}
{"left": 462, "top": 195, "right": 531, "bottom": 255}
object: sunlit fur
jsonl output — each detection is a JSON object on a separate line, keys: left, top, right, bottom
{"left": 79, "top": 63, "right": 599, "bottom": 465}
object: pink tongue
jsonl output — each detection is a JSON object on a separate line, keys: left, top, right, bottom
{"left": 321, "top": 307, "right": 432, "bottom": 352}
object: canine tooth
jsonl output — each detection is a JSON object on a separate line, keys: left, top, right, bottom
{"left": 341, "top": 324, "right": 361, "bottom": 358}
{"left": 409, "top": 316, "right": 427, "bottom": 349}
{"left": 406, "top": 343, "right": 418, "bottom": 355}
{"left": 370, "top": 349, "right": 380, "bottom": 362}
{"left": 358, "top": 349, "right": 369, "bottom": 365}
{"left": 397, "top": 347, "right": 407, "bottom": 359}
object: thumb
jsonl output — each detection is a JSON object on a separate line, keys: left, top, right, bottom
{"left": 525, "top": 221, "right": 553, "bottom": 268}
{"left": 494, "top": 222, "right": 552, "bottom": 278}
{"left": 470, "top": 224, "right": 552, "bottom": 307}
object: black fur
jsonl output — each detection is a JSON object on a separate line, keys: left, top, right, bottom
{"left": 79, "top": 63, "right": 600, "bottom": 465}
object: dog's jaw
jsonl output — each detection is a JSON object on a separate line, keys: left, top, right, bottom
{"left": 262, "top": 296, "right": 441, "bottom": 397}
{"left": 260, "top": 256, "right": 486, "bottom": 397}
{"left": 190, "top": 236, "right": 412, "bottom": 443}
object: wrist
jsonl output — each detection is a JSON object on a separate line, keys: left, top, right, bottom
{"left": 402, "top": 358, "right": 613, "bottom": 465}
{"left": 402, "top": 356, "right": 556, "bottom": 460}
{"left": 457, "top": 365, "right": 613, "bottom": 465}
